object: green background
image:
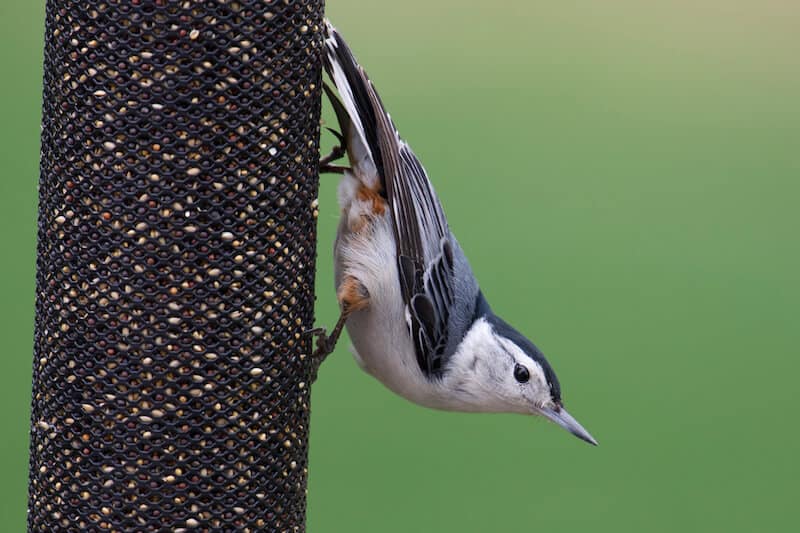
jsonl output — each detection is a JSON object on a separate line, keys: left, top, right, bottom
{"left": 2, "top": 1, "right": 798, "bottom": 531}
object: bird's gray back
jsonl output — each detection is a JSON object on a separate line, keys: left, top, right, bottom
{"left": 443, "top": 234, "right": 480, "bottom": 360}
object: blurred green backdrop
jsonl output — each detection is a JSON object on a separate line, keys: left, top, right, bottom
{"left": 2, "top": 1, "right": 798, "bottom": 531}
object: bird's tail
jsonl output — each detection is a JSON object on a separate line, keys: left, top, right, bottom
{"left": 323, "top": 20, "right": 394, "bottom": 191}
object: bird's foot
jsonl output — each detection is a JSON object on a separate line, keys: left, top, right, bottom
{"left": 304, "top": 308, "right": 350, "bottom": 381}
{"left": 319, "top": 128, "right": 349, "bottom": 175}
{"left": 319, "top": 163, "right": 349, "bottom": 174}
{"left": 304, "top": 325, "right": 342, "bottom": 382}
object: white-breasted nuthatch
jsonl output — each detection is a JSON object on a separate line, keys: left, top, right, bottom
{"left": 312, "top": 21, "right": 597, "bottom": 446}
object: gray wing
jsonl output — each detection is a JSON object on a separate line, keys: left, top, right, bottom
{"left": 384, "top": 146, "right": 454, "bottom": 376}
{"left": 325, "top": 22, "right": 472, "bottom": 377}
{"left": 367, "top": 92, "right": 458, "bottom": 376}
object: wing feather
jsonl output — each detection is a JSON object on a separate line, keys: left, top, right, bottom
{"left": 324, "top": 22, "right": 457, "bottom": 377}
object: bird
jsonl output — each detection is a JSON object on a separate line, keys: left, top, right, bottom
{"left": 311, "top": 20, "right": 597, "bottom": 446}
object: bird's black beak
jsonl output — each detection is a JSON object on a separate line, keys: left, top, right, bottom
{"left": 535, "top": 404, "right": 598, "bottom": 446}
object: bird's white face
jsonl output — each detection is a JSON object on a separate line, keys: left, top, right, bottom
{"left": 441, "top": 319, "right": 556, "bottom": 415}
{"left": 440, "top": 318, "right": 597, "bottom": 445}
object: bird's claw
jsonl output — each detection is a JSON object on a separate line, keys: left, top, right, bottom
{"left": 305, "top": 327, "right": 338, "bottom": 382}
{"left": 310, "top": 328, "right": 337, "bottom": 359}
{"left": 319, "top": 163, "right": 349, "bottom": 174}
{"left": 304, "top": 308, "right": 349, "bottom": 381}
{"left": 303, "top": 326, "right": 325, "bottom": 338}
{"left": 319, "top": 128, "right": 349, "bottom": 174}
{"left": 325, "top": 126, "right": 346, "bottom": 146}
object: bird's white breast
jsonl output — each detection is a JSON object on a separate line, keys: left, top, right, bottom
{"left": 334, "top": 172, "right": 445, "bottom": 408}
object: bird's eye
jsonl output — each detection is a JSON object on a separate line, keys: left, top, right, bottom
{"left": 513, "top": 364, "right": 530, "bottom": 383}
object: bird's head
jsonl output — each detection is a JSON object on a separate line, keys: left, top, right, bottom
{"left": 444, "top": 303, "right": 597, "bottom": 446}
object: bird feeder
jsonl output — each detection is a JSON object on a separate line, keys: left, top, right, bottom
{"left": 28, "top": 1, "right": 323, "bottom": 530}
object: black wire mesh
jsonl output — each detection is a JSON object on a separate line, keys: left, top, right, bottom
{"left": 28, "top": 1, "right": 324, "bottom": 531}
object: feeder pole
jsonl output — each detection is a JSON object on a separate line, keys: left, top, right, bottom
{"left": 28, "top": 1, "right": 324, "bottom": 531}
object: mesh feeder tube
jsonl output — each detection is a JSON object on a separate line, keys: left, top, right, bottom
{"left": 28, "top": 1, "right": 324, "bottom": 531}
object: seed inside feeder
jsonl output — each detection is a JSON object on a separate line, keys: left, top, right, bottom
{"left": 30, "top": 1, "right": 320, "bottom": 530}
